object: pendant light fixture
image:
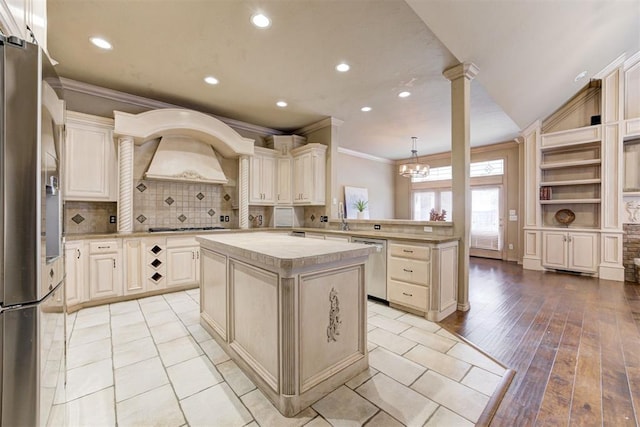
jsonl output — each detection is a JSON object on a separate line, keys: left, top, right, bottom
{"left": 399, "top": 137, "right": 429, "bottom": 178}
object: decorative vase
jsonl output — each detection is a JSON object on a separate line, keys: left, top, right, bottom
{"left": 357, "top": 211, "right": 365, "bottom": 219}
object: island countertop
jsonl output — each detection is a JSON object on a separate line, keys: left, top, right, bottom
{"left": 197, "top": 232, "right": 373, "bottom": 273}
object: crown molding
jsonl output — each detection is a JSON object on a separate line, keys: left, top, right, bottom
{"left": 594, "top": 53, "right": 626, "bottom": 79}
{"left": 624, "top": 51, "right": 640, "bottom": 71}
{"left": 443, "top": 62, "right": 479, "bottom": 81}
{"left": 294, "top": 117, "right": 344, "bottom": 136}
{"left": 337, "top": 147, "right": 393, "bottom": 164}
{"left": 59, "top": 78, "right": 283, "bottom": 136}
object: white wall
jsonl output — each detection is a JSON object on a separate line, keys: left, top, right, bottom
{"left": 336, "top": 152, "right": 395, "bottom": 219}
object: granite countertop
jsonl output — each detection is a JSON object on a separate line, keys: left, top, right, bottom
{"left": 63, "top": 227, "right": 459, "bottom": 244}
{"left": 197, "top": 232, "right": 374, "bottom": 273}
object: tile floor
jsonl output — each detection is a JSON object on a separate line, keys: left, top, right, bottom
{"left": 49, "top": 289, "right": 508, "bottom": 426}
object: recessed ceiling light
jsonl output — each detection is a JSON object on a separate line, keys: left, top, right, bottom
{"left": 251, "top": 13, "right": 271, "bottom": 28}
{"left": 336, "top": 63, "right": 350, "bottom": 72}
{"left": 398, "top": 91, "right": 411, "bottom": 98}
{"left": 89, "top": 37, "right": 112, "bottom": 50}
{"left": 574, "top": 70, "right": 588, "bottom": 82}
{"left": 204, "top": 76, "right": 219, "bottom": 85}
{"left": 361, "top": 106, "right": 372, "bottom": 112}
{"left": 276, "top": 101, "right": 288, "bottom": 108}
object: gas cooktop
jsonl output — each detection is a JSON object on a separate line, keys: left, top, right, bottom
{"left": 148, "top": 226, "right": 227, "bottom": 233}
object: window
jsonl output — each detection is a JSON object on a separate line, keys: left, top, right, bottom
{"left": 470, "top": 187, "right": 502, "bottom": 251}
{"left": 413, "top": 190, "right": 452, "bottom": 220}
{"left": 412, "top": 159, "right": 504, "bottom": 183}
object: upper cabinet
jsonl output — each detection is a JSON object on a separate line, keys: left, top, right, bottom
{"left": 291, "top": 143, "right": 327, "bottom": 205}
{"left": 63, "top": 111, "right": 118, "bottom": 201}
{"left": 1, "top": 0, "right": 47, "bottom": 50}
{"left": 249, "top": 147, "right": 276, "bottom": 205}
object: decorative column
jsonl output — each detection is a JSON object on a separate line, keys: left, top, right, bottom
{"left": 118, "top": 135, "right": 134, "bottom": 233}
{"left": 443, "top": 62, "right": 479, "bottom": 312}
{"left": 239, "top": 155, "right": 250, "bottom": 229}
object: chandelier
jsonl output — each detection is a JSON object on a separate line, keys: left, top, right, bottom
{"left": 399, "top": 137, "right": 429, "bottom": 178}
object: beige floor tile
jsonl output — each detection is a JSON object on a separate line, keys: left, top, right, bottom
{"left": 304, "top": 416, "right": 332, "bottom": 426}
{"left": 367, "top": 315, "right": 412, "bottom": 335}
{"left": 187, "top": 323, "right": 213, "bottom": 343}
{"left": 116, "top": 384, "right": 185, "bottom": 427}
{"left": 181, "top": 382, "right": 253, "bottom": 427}
{"left": 65, "top": 358, "right": 114, "bottom": 402}
{"left": 72, "top": 310, "right": 110, "bottom": 330}
{"left": 403, "top": 344, "right": 471, "bottom": 381}
{"left": 163, "top": 291, "right": 192, "bottom": 303}
{"left": 168, "top": 298, "right": 199, "bottom": 314}
{"left": 166, "top": 355, "right": 224, "bottom": 399}
{"left": 395, "top": 313, "right": 441, "bottom": 333}
{"left": 312, "top": 385, "right": 378, "bottom": 426}
{"left": 139, "top": 298, "right": 171, "bottom": 314}
{"left": 176, "top": 308, "right": 200, "bottom": 326}
{"left": 114, "top": 356, "right": 169, "bottom": 402}
{"left": 345, "top": 367, "right": 378, "bottom": 390}
{"left": 367, "top": 342, "right": 378, "bottom": 352}
{"left": 157, "top": 335, "right": 204, "bottom": 367}
{"left": 411, "top": 370, "right": 489, "bottom": 423}
{"left": 150, "top": 320, "right": 189, "bottom": 344}
{"left": 365, "top": 410, "right": 403, "bottom": 427}
{"left": 144, "top": 309, "right": 180, "bottom": 327}
{"left": 368, "top": 328, "right": 417, "bottom": 355}
{"left": 400, "top": 327, "right": 457, "bottom": 353}
{"left": 216, "top": 359, "right": 256, "bottom": 396}
{"left": 355, "top": 373, "right": 437, "bottom": 426}
{"left": 461, "top": 366, "right": 502, "bottom": 396}
{"left": 137, "top": 294, "right": 166, "bottom": 305}
{"left": 446, "top": 343, "right": 506, "bottom": 376}
{"left": 113, "top": 336, "right": 158, "bottom": 369}
{"left": 242, "top": 389, "right": 316, "bottom": 427}
{"left": 75, "top": 305, "right": 109, "bottom": 317}
{"left": 65, "top": 387, "right": 115, "bottom": 427}
{"left": 109, "top": 300, "right": 141, "bottom": 316}
{"left": 200, "top": 338, "right": 232, "bottom": 365}
{"left": 67, "top": 338, "right": 112, "bottom": 370}
{"left": 69, "top": 323, "right": 110, "bottom": 347}
{"left": 424, "top": 406, "right": 474, "bottom": 427}
{"left": 110, "top": 310, "right": 145, "bottom": 329}
{"left": 367, "top": 324, "right": 377, "bottom": 332}
{"left": 367, "top": 303, "right": 404, "bottom": 319}
{"left": 368, "top": 347, "right": 425, "bottom": 386}
{"left": 111, "top": 321, "right": 150, "bottom": 346}
{"left": 436, "top": 328, "right": 462, "bottom": 342}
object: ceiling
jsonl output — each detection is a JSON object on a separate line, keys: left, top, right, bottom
{"left": 46, "top": 0, "right": 639, "bottom": 160}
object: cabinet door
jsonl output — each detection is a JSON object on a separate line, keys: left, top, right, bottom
{"left": 293, "top": 152, "right": 312, "bottom": 204}
{"left": 249, "top": 155, "right": 264, "bottom": 203}
{"left": 166, "top": 247, "right": 198, "bottom": 287}
{"left": 277, "top": 157, "right": 292, "bottom": 204}
{"left": 64, "top": 242, "right": 86, "bottom": 306}
{"left": 261, "top": 155, "right": 276, "bottom": 203}
{"left": 64, "top": 119, "right": 117, "bottom": 201}
{"left": 568, "top": 232, "right": 598, "bottom": 272}
{"left": 310, "top": 151, "right": 326, "bottom": 204}
{"left": 89, "top": 253, "right": 122, "bottom": 300}
{"left": 542, "top": 232, "right": 568, "bottom": 269}
{"left": 123, "top": 239, "right": 145, "bottom": 295}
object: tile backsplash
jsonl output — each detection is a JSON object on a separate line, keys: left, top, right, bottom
{"left": 64, "top": 201, "right": 117, "bottom": 234}
{"left": 133, "top": 180, "right": 237, "bottom": 231}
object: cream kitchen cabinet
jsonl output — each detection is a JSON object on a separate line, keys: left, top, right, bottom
{"left": 64, "top": 240, "right": 87, "bottom": 307}
{"left": 276, "top": 156, "right": 293, "bottom": 204}
{"left": 166, "top": 237, "right": 200, "bottom": 288}
{"left": 291, "top": 143, "right": 326, "bottom": 205}
{"left": 542, "top": 231, "right": 598, "bottom": 273}
{"left": 123, "top": 238, "right": 145, "bottom": 295}
{"left": 1, "top": 0, "right": 47, "bottom": 49}
{"left": 64, "top": 112, "right": 118, "bottom": 201}
{"left": 249, "top": 147, "right": 277, "bottom": 205}
{"left": 88, "top": 240, "right": 122, "bottom": 300}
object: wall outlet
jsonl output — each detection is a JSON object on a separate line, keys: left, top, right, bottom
{"left": 109, "top": 215, "right": 116, "bottom": 224}
{"left": 508, "top": 243, "right": 514, "bottom": 250}
{"left": 224, "top": 215, "right": 230, "bottom": 222}
{"left": 374, "top": 224, "right": 381, "bottom": 230}
{"left": 220, "top": 215, "right": 225, "bottom": 222}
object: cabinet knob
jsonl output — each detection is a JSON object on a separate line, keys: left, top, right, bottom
{"left": 77, "top": 249, "right": 81, "bottom": 259}
{"left": 192, "top": 251, "right": 195, "bottom": 260}
{"left": 403, "top": 249, "right": 414, "bottom": 253}
{"left": 113, "top": 259, "right": 116, "bottom": 268}
{"left": 403, "top": 268, "right": 413, "bottom": 273}
{"left": 402, "top": 292, "right": 413, "bottom": 297}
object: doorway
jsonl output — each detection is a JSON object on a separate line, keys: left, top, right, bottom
{"left": 469, "top": 186, "right": 503, "bottom": 259}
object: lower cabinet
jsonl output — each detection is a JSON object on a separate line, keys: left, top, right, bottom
{"left": 542, "top": 231, "right": 598, "bottom": 273}
{"left": 166, "top": 237, "right": 200, "bottom": 288}
{"left": 88, "top": 240, "right": 123, "bottom": 300}
{"left": 65, "top": 240, "right": 87, "bottom": 306}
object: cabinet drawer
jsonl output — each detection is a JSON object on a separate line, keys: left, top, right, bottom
{"left": 388, "top": 256, "right": 429, "bottom": 285}
{"left": 388, "top": 280, "right": 428, "bottom": 312}
{"left": 167, "top": 237, "right": 199, "bottom": 248}
{"left": 89, "top": 241, "right": 118, "bottom": 254}
{"left": 389, "top": 243, "right": 430, "bottom": 260}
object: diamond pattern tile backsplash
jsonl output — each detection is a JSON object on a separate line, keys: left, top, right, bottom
{"left": 132, "top": 180, "right": 237, "bottom": 231}
{"left": 64, "top": 202, "right": 118, "bottom": 234}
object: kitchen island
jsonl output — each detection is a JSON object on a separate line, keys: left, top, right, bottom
{"left": 197, "top": 232, "right": 373, "bottom": 416}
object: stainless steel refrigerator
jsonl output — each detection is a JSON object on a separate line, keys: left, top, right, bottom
{"left": 0, "top": 35, "right": 66, "bottom": 426}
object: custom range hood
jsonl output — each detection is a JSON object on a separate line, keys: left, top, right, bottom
{"left": 145, "top": 135, "right": 228, "bottom": 184}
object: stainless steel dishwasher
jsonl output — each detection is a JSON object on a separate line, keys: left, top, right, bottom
{"left": 351, "top": 238, "right": 387, "bottom": 301}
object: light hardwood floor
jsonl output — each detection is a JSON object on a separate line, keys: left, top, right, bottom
{"left": 441, "top": 257, "right": 640, "bottom": 426}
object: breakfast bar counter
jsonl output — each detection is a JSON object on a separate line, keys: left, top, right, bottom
{"left": 196, "top": 232, "right": 373, "bottom": 416}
